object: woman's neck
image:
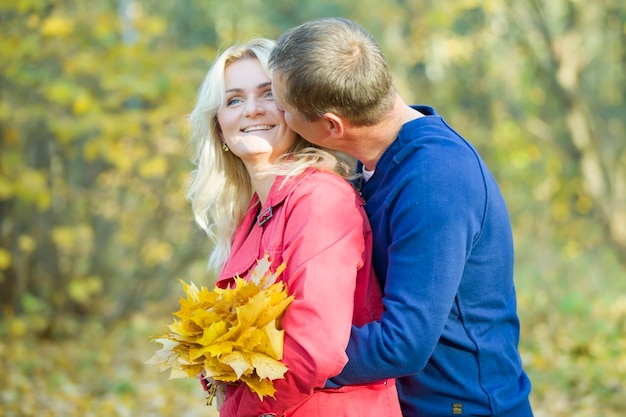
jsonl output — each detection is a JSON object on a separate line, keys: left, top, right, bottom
{"left": 246, "top": 165, "right": 277, "bottom": 205}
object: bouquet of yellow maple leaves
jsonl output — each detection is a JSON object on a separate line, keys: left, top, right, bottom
{"left": 147, "top": 255, "right": 294, "bottom": 402}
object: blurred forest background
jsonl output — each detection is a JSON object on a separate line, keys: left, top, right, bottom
{"left": 1, "top": 0, "right": 625, "bottom": 416}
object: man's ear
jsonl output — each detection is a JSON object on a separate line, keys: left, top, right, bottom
{"left": 322, "top": 112, "right": 344, "bottom": 138}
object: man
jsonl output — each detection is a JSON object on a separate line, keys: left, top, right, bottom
{"left": 269, "top": 17, "right": 534, "bottom": 417}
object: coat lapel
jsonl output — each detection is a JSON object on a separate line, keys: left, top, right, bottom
{"left": 215, "top": 170, "right": 312, "bottom": 287}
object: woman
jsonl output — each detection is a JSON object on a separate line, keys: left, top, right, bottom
{"left": 186, "top": 38, "right": 401, "bottom": 417}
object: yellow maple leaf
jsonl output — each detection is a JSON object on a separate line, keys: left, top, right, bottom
{"left": 182, "top": 364, "right": 205, "bottom": 379}
{"left": 146, "top": 338, "right": 181, "bottom": 372}
{"left": 196, "top": 321, "right": 228, "bottom": 347}
{"left": 168, "top": 318, "right": 202, "bottom": 337}
{"left": 205, "top": 340, "right": 235, "bottom": 357}
{"left": 213, "top": 320, "right": 243, "bottom": 345}
{"left": 236, "top": 291, "right": 267, "bottom": 326}
{"left": 240, "top": 374, "right": 278, "bottom": 400}
{"left": 250, "top": 352, "right": 289, "bottom": 380}
{"left": 221, "top": 351, "right": 253, "bottom": 379}
{"left": 181, "top": 280, "right": 201, "bottom": 301}
{"left": 260, "top": 320, "right": 286, "bottom": 360}
{"left": 256, "top": 284, "right": 293, "bottom": 328}
{"left": 204, "top": 356, "right": 239, "bottom": 382}
{"left": 242, "top": 328, "right": 266, "bottom": 350}
{"left": 249, "top": 254, "right": 273, "bottom": 286}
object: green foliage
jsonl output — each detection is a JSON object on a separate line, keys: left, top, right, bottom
{"left": 0, "top": 0, "right": 211, "bottom": 322}
{"left": 515, "top": 240, "right": 626, "bottom": 415}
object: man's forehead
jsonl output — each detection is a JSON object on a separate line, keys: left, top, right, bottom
{"left": 270, "top": 73, "right": 287, "bottom": 93}
{"left": 271, "top": 76, "right": 292, "bottom": 107}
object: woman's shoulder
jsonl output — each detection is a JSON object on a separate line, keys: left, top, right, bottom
{"left": 294, "top": 168, "right": 357, "bottom": 196}
{"left": 282, "top": 169, "right": 364, "bottom": 227}
{"left": 267, "top": 168, "right": 356, "bottom": 209}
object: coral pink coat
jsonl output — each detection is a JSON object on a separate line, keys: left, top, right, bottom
{"left": 216, "top": 169, "right": 401, "bottom": 417}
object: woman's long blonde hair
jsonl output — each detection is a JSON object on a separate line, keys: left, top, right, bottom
{"left": 186, "top": 38, "right": 354, "bottom": 272}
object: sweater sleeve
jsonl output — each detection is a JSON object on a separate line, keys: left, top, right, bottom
{"left": 219, "top": 174, "right": 366, "bottom": 417}
{"left": 330, "top": 144, "right": 486, "bottom": 385}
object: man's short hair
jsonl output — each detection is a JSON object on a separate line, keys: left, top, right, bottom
{"left": 270, "top": 17, "right": 396, "bottom": 126}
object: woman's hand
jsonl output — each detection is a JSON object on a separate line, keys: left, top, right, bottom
{"left": 199, "top": 373, "right": 227, "bottom": 410}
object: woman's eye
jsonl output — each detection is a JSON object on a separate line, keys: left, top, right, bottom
{"left": 227, "top": 97, "right": 242, "bottom": 106}
{"left": 264, "top": 90, "right": 274, "bottom": 99}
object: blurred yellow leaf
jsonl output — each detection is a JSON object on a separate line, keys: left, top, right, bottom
{"left": 3, "top": 127, "right": 19, "bottom": 145}
{"left": 43, "top": 82, "right": 76, "bottom": 106}
{"left": 68, "top": 276, "right": 103, "bottom": 304}
{"left": 139, "top": 16, "right": 167, "bottom": 37}
{"left": 105, "top": 138, "right": 146, "bottom": 173}
{"left": 18, "top": 235, "right": 36, "bottom": 254}
{"left": 26, "top": 14, "right": 40, "bottom": 28}
{"left": 138, "top": 156, "right": 168, "bottom": 179}
{"left": 83, "top": 137, "right": 104, "bottom": 161}
{"left": 51, "top": 224, "right": 94, "bottom": 255}
{"left": 73, "top": 93, "right": 93, "bottom": 115}
{"left": 15, "top": 170, "right": 50, "bottom": 211}
{"left": 140, "top": 240, "right": 173, "bottom": 266}
{"left": 40, "top": 15, "right": 74, "bottom": 37}
{"left": 7, "top": 317, "right": 27, "bottom": 337}
{"left": 575, "top": 195, "right": 593, "bottom": 215}
{"left": 0, "top": 247, "right": 12, "bottom": 270}
{"left": 0, "top": 175, "right": 14, "bottom": 200}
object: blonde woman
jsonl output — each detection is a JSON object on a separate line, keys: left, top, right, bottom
{"left": 186, "top": 38, "right": 401, "bottom": 417}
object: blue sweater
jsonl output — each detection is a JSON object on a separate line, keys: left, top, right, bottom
{"left": 330, "top": 106, "right": 533, "bottom": 416}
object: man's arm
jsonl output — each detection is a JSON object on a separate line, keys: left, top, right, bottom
{"left": 331, "top": 148, "right": 487, "bottom": 384}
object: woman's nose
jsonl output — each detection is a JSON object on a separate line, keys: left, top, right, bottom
{"left": 244, "top": 97, "right": 266, "bottom": 117}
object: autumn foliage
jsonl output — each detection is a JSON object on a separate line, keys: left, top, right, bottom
{"left": 148, "top": 256, "right": 294, "bottom": 400}
{"left": 1, "top": 1, "right": 625, "bottom": 417}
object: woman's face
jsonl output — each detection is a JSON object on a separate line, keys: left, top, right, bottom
{"left": 217, "top": 57, "right": 297, "bottom": 168}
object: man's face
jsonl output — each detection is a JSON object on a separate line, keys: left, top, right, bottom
{"left": 271, "top": 73, "right": 330, "bottom": 147}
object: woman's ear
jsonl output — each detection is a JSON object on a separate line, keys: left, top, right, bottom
{"left": 322, "top": 112, "right": 344, "bottom": 138}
